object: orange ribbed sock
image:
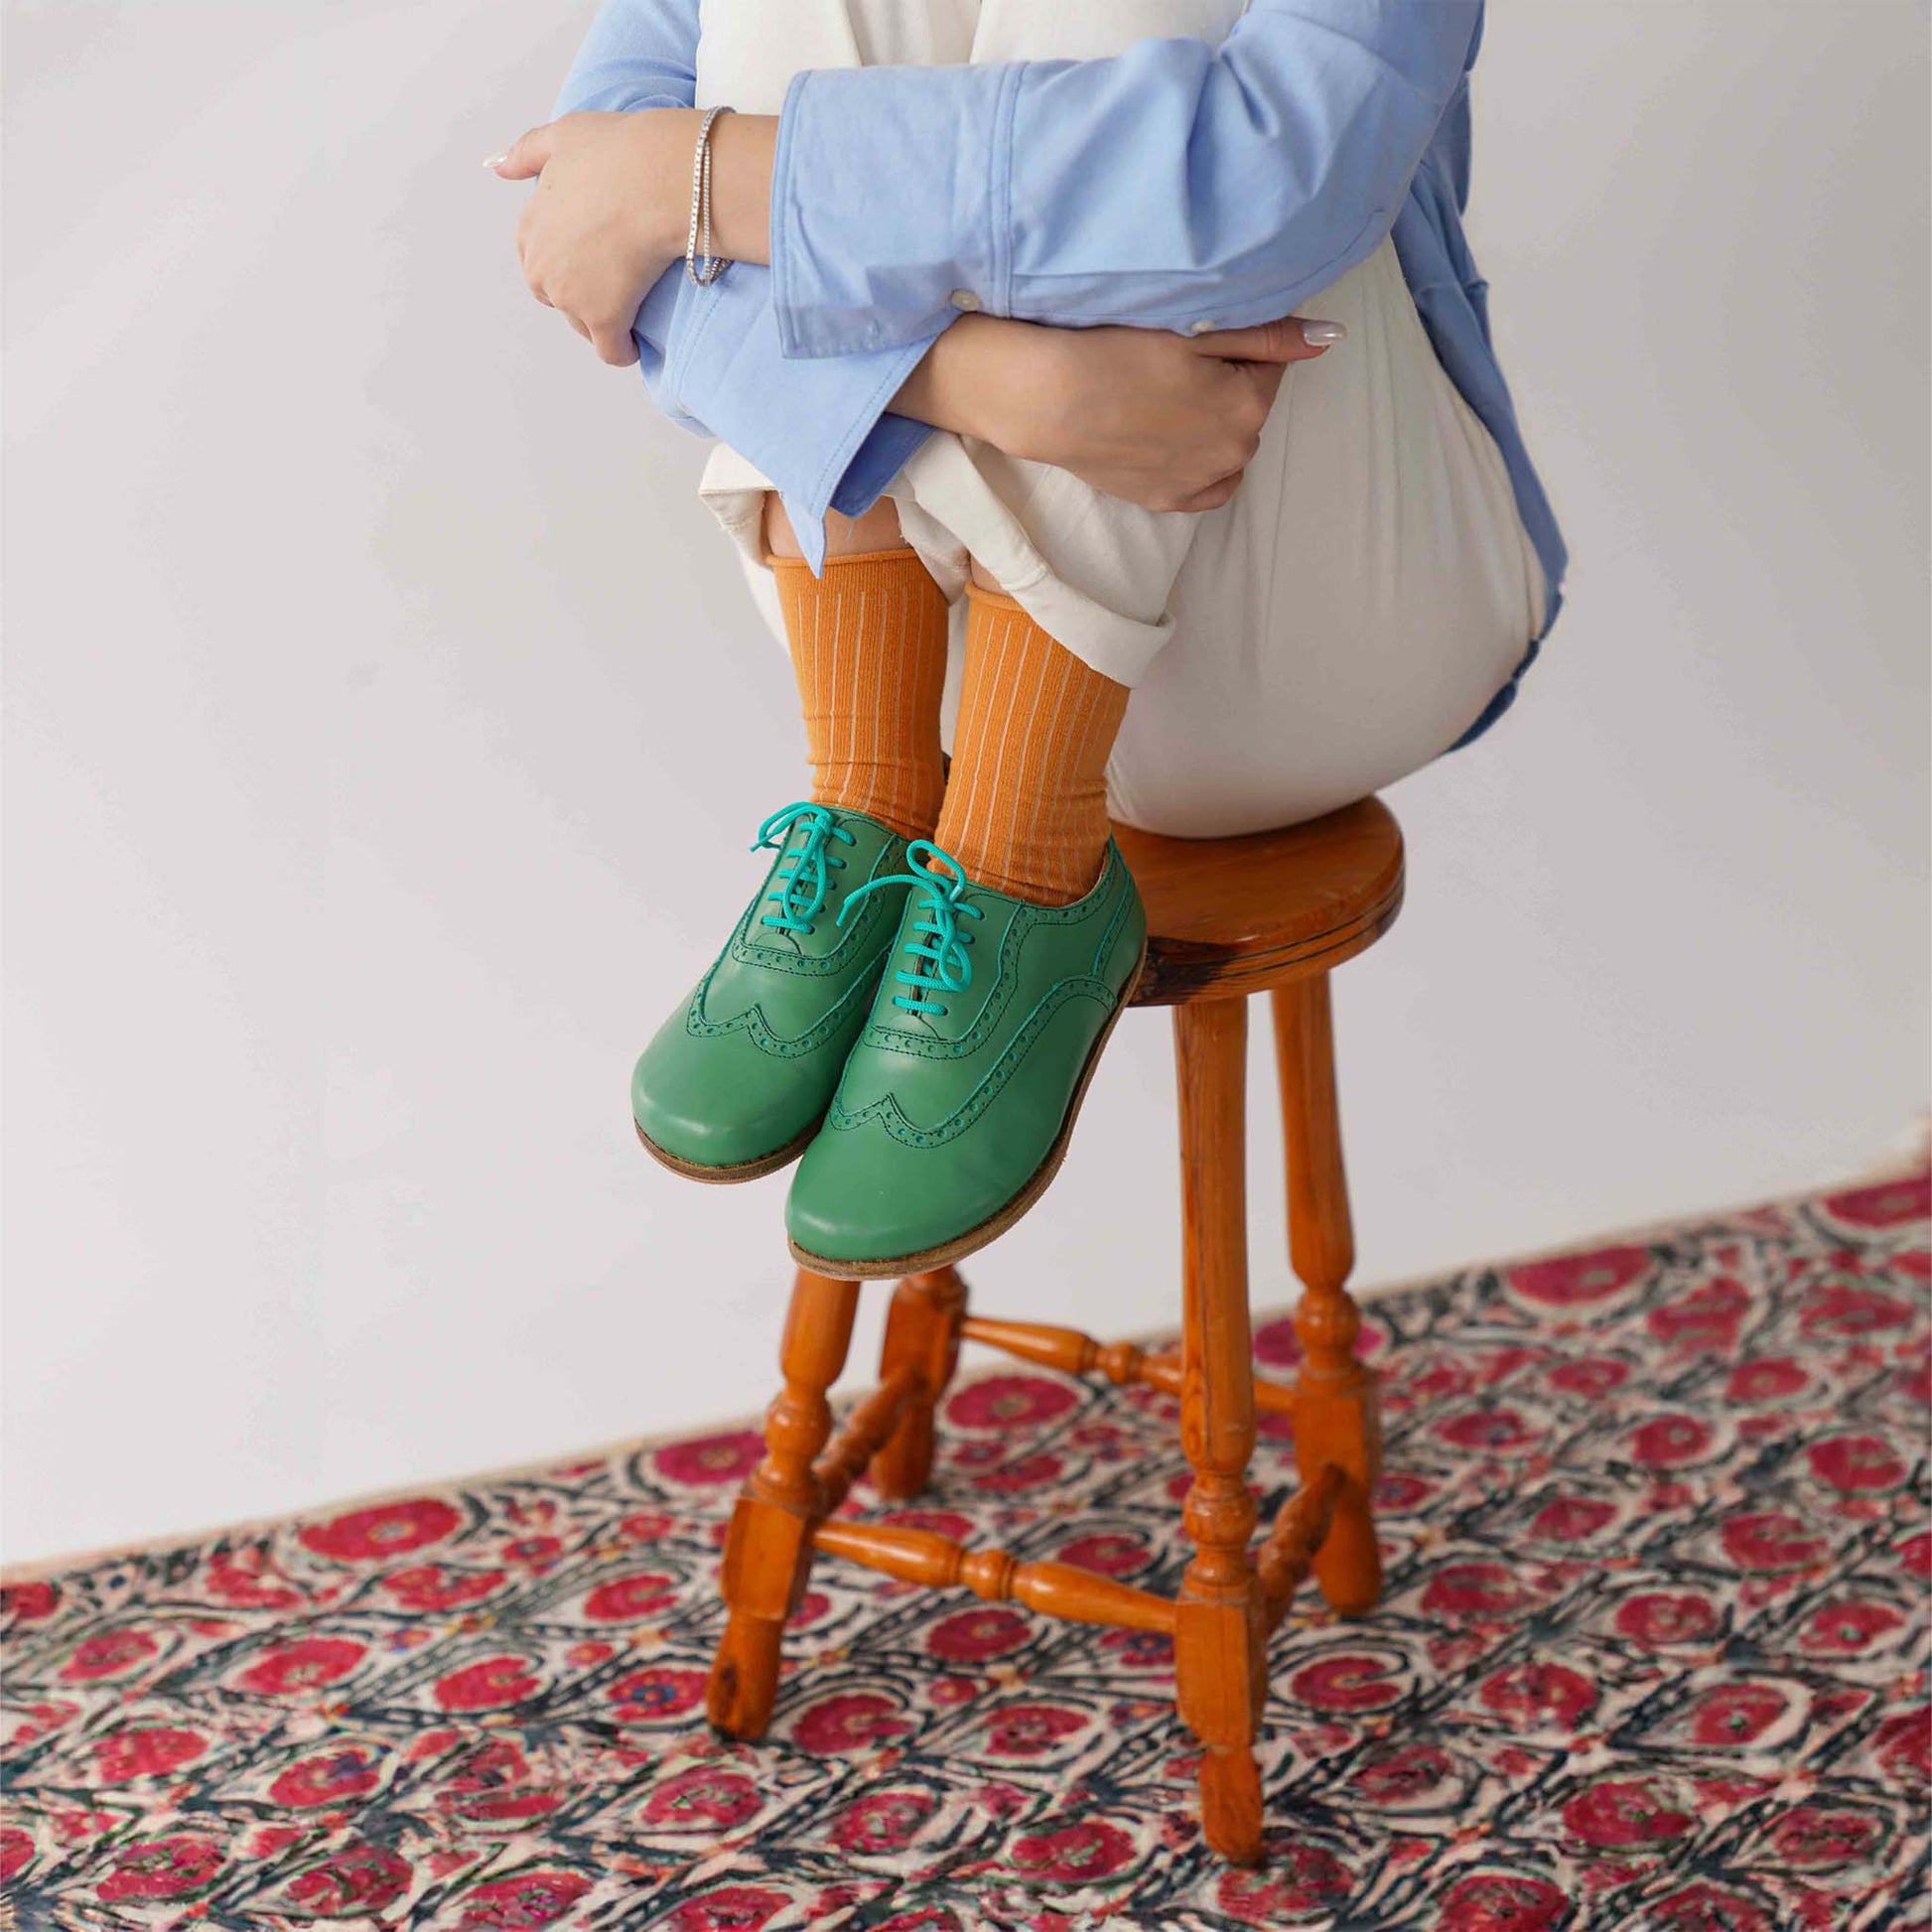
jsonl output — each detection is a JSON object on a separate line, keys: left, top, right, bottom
{"left": 771, "top": 548, "right": 950, "bottom": 842}
{"left": 932, "top": 587, "right": 1130, "bottom": 905}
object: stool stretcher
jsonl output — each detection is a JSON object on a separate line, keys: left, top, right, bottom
{"left": 957, "top": 1314, "right": 1298, "bottom": 1417}
{"left": 811, "top": 1519, "right": 1178, "bottom": 1634}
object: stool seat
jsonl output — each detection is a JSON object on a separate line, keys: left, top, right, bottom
{"left": 1116, "top": 797, "right": 1405, "bottom": 1005}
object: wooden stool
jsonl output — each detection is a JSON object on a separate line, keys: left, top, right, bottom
{"left": 705, "top": 797, "right": 1404, "bottom": 1864}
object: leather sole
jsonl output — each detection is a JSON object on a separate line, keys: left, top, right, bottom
{"left": 786, "top": 936, "right": 1149, "bottom": 1281}
{"left": 634, "top": 1116, "right": 819, "bottom": 1185}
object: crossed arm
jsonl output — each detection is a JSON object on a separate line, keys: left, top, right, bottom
{"left": 494, "top": 0, "right": 1480, "bottom": 530}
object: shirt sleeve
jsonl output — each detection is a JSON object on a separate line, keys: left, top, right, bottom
{"left": 769, "top": 0, "right": 1484, "bottom": 357}
{"left": 657, "top": 265, "right": 938, "bottom": 565}
{"left": 550, "top": 0, "right": 936, "bottom": 563}
{"left": 552, "top": 0, "right": 700, "bottom": 116}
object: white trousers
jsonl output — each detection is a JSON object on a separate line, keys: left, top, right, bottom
{"left": 695, "top": 0, "right": 1548, "bottom": 836}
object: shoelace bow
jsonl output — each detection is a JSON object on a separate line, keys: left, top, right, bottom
{"left": 753, "top": 802, "right": 855, "bottom": 934}
{"left": 840, "top": 839, "right": 984, "bottom": 1018}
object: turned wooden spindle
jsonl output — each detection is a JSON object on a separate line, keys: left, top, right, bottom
{"left": 815, "top": 1366, "right": 916, "bottom": 1516}
{"left": 1170, "top": 997, "right": 1268, "bottom": 1867}
{"left": 959, "top": 1315, "right": 1301, "bottom": 1417}
{"left": 871, "top": 1268, "right": 969, "bottom": 1499}
{"left": 1258, "top": 1461, "right": 1344, "bottom": 1629}
{"left": 960, "top": 1314, "right": 1157, "bottom": 1386}
{"left": 812, "top": 1521, "right": 1176, "bottom": 1633}
{"left": 1273, "top": 974, "right": 1383, "bottom": 1616}
{"left": 707, "top": 1269, "right": 859, "bottom": 1738}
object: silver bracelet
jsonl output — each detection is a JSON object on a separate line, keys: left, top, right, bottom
{"left": 685, "top": 105, "right": 734, "bottom": 287}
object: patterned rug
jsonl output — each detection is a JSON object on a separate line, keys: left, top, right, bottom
{"left": 4, "top": 1172, "right": 1927, "bottom": 1931}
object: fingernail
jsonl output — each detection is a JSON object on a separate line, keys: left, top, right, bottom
{"left": 1300, "top": 319, "right": 1346, "bottom": 346}
{"left": 483, "top": 153, "right": 507, "bottom": 170}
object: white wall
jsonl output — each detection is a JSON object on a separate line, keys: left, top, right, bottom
{"left": 5, "top": 1, "right": 1926, "bottom": 1564}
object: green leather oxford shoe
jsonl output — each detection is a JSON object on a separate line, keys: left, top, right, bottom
{"left": 785, "top": 838, "right": 1147, "bottom": 1275}
{"left": 631, "top": 802, "right": 913, "bottom": 1181}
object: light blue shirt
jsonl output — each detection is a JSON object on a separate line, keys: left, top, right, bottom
{"left": 556, "top": 1, "right": 1565, "bottom": 729}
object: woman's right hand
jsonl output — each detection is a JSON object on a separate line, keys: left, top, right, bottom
{"left": 895, "top": 313, "right": 1342, "bottom": 513}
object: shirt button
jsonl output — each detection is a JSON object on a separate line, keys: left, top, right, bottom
{"left": 1189, "top": 318, "right": 1217, "bottom": 336}
{"left": 949, "top": 290, "right": 983, "bottom": 313}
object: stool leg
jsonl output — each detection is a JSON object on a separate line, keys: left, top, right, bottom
{"left": 1171, "top": 998, "right": 1267, "bottom": 1867}
{"left": 1271, "top": 974, "right": 1382, "bottom": 1616}
{"left": 870, "top": 1268, "right": 969, "bottom": 1501}
{"left": 707, "top": 1268, "right": 859, "bottom": 1738}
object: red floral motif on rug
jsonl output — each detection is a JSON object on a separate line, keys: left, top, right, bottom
{"left": 3, "top": 1173, "right": 1926, "bottom": 1929}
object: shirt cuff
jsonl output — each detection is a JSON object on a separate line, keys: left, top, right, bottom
{"left": 771, "top": 62, "right": 1022, "bottom": 359}
{"left": 659, "top": 264, "right": 938, "bottom": 568}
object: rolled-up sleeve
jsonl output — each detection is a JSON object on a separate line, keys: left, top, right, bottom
{"left": 771, "top": 0, "right": 1483, "bottom": 356}
{"left": 551, "top": 0, "right": 935, "bottom": 559}
{"left": 553, "top": 0, "right": 698, "bottom": 116}
{"left": 660, "top": 265, "right": 938, "bottom": 564}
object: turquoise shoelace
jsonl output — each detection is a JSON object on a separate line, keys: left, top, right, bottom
{"left": 752, "top": 802, "right": 855, "bottom": 935}
{"left": 840, "top": 838, "right": 984, "bottom": 1018}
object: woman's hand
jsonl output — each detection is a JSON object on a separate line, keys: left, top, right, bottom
{"left": 898, "top": 315, "right": 1341, "bottom": 513}
{"left": 492, "top": 110, "right": 698, "bottom": 366}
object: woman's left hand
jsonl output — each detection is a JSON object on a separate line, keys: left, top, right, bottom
{"left": 492, "top": 111, "right": 699, "bottom": 366}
